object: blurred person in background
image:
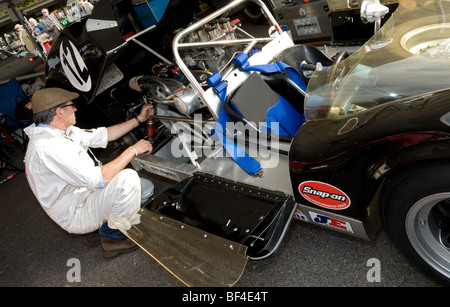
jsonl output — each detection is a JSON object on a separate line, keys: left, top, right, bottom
{"left": 29, "top": 18, "right": 51, "bottom": 51}
{"left": 14, "top": 23, "right": 36, "bottom": 53}
{"left": 79, "top": 0, "right": 94, "bottom": 16}
{"left": 40, "top": 8, "right": 60, "bottom": 40}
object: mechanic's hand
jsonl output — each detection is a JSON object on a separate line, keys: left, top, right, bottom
{"left": 137, "top": 104, "right": 155, "bottom": 123}
{"left": 133, "top": 139, "right": 153, "bottom": 155}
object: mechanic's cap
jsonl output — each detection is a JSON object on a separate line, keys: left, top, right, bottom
{"left": 31, "top": 88, "right": 79, "bottom": 114}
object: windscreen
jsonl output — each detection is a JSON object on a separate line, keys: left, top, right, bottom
{"left": 305, "top": 0, "right": 450, "bottom": 120}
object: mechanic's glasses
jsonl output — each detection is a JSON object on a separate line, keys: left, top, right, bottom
{"left": 61, "top": 103, "right": 77, "bottom": 109}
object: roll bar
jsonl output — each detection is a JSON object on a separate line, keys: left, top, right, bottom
{"left": 171, "top": 0, "right": 283, "bottom": 117}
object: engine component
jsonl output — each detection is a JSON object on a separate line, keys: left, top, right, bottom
{"left": 173, "top": 86, "right": 202, "bottom": 116}
{"left": 129, "top": 74, "right": 202, "bottom": 115}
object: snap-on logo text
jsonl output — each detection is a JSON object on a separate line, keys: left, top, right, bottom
{"left": 299, "top": 181, "right": 351, "bottom": 210}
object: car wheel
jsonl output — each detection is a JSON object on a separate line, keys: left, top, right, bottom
{"left": 241, "top": 3, "right": 267, "bottom": 24}
{"left": 209, "top": 0, "right": 271, "bottom": 24}
{"left": 381, "top": 164, "right": 450, "bottom": 285}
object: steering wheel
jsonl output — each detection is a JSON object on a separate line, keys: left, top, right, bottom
{"left": 328, "top": 51, "right": 350, "bottom": 90}
{"left": 334, "top": 51, "right": 349, "bottom": 65}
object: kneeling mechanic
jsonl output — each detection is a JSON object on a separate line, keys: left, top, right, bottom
{"left": 24, "top": 87, "right": 155, "bottom": 257}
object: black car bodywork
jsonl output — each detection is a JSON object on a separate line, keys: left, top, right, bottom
{"left": 0, "top": 49, "right": 44, "bottom": 83}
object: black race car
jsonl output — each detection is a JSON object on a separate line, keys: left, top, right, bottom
{"left": 45, "top": 0, "right": 450, "bottom": 286}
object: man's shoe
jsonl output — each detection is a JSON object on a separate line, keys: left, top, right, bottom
{"left": 83, "top": 231, "right": 101, "bottom": 247}
{"left": 101, "top": 236, "right": 138, "bottom": 258}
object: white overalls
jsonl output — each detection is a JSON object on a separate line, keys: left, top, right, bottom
{"left": 24, "top": 124, "right": 153, "bottom": 234}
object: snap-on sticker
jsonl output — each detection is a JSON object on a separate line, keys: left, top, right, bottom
{"left": 299, "top": 181, "right": 351, "bottom": 210}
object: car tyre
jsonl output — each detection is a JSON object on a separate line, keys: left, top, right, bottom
{"left": 381, "top": 164, "right": 450, "bottom": 286}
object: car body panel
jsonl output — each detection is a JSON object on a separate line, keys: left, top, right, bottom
{"left": 0, "top": 49, "right": 44, "bottom": 82}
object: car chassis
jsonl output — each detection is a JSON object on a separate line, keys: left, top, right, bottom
{"left": 45, "top": 0, "right": 450, "bottom": 286}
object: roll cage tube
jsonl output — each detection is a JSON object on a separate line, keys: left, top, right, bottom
{"left": 171, "top": 0, "right": 283, "bottom": 120}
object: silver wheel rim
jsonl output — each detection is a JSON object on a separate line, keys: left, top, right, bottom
{"left": 400, "top": 24, "right": 450, "bottom": 55}
{"left": 406, "top": 193, "right": 450, "bottom": 279}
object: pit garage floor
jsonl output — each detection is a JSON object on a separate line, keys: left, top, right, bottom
{"left": 0, "top": 147, "right": 443, "bottom": 288}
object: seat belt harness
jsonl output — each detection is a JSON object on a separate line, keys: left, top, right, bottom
{"left": 208, "top": 72, "right": 263, "bottom": 177}
{"left": 232, "top": 52, "right": 307, "bottom": 92}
